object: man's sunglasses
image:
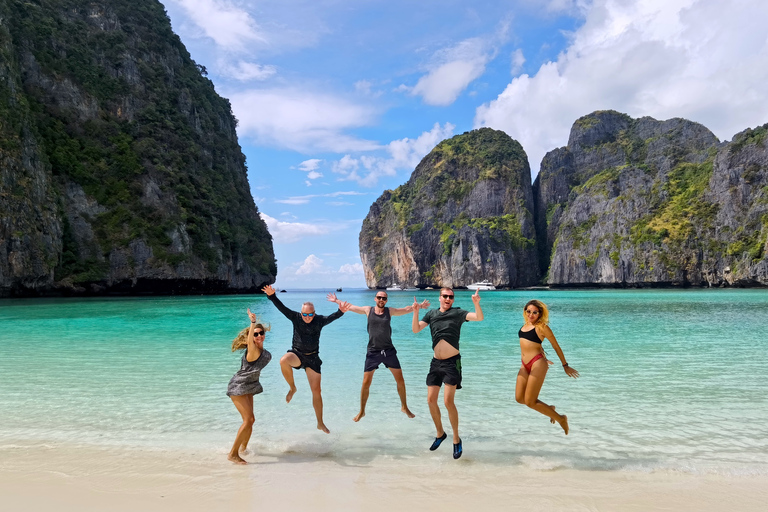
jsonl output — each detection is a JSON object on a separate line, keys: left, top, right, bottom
{"left": 302, "top": 312, "right": 315, "bottom": 317}
{"left": 375, "top": 296, "right": 388, "bottom": 301}
{"left": 441, "top": 294, "right": 454, "bottom": 299}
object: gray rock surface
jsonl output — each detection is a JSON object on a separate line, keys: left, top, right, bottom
{"left": 360, "top": 128, "right": 539, "bottom": 288}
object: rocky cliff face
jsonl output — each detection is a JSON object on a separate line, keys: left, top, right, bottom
{"left": 362, "top": 111, "right": 767, "bottom": 289}
{"left": 0, "top": 0, "right": 276, "bottom": 296}
{"left": 359, "top": 128, "right": 539, "bottom": 288}
{"left": 536, "top": 110, "right": 768, "bottom": 286}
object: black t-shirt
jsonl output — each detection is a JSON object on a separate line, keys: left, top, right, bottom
{"left": 421, "top": 307, "right": 469, "bottom": 350}
{"left": 268, "top": 294, "right": 344, "bottom": 353}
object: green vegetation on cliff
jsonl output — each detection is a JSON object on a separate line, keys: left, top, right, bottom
{"left": 2, "top": 0, "right": 275, "bottom": 292}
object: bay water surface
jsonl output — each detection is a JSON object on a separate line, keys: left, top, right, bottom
{"left": 1, "top": 289, "right": 766, "bottom": 475}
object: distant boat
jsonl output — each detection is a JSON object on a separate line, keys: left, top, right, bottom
{"left": 336, "top": 287, "right": 342, "bottom": 292}
{"left": 386, "top": 284, "right": 404, "bottom": 290}
{"left": 467, "top": 280, "right": 496, "bottom": 291}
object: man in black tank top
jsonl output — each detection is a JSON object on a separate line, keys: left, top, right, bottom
{"left": 327, "top": 291, "right": 429, "bottom": 422}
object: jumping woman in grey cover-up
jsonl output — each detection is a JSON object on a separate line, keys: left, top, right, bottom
{"left": 227, "top": 308, "right": 272, "bottom": 464}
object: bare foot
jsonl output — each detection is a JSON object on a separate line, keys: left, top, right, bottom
{"left": 228, "top": 454, "right": 247, "bottom": 465}
{"left": 317, "top": 423, "right": 330, "bottom": 434}
{"left": 558, "top": 414, "right": 569, "bottom": 435}
{"left": 286, "top": 386, "right": 297, "bottom": 403}
{"left": 353, "top": 411, "right": 365, "bottom": 422}
{"left": 402, "top": 406, "right": 415, "bottom": 418}
{"left": 550, "top": 406, "right": 556, "bottom": 424}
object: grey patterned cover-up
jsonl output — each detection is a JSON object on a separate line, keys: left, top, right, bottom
{"left": 227, "top": 349, "right": 272, "bottom": 396}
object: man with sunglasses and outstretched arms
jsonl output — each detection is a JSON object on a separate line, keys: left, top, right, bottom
{"left": 262, "top": 285, "right": 350, "bottom": 433}
{"left": 326, "top": 291, "right": 430, "bottom": 422}
{"left": 412, "top": 287, "right": 483, "bottom": 459}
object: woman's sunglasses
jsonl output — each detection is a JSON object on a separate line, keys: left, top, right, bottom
{"left": 253, "top": 331, "right": 265, "bottom": 336}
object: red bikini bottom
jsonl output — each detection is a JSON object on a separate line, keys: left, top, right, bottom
{"left": 522, "top": 353, "right": 544, "bottom": 373}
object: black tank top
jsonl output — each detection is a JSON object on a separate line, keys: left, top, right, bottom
{"left": 367, "top": 307, "right": 394, "bottom": 352}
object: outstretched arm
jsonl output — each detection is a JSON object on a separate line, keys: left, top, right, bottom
{"left": 262, "top": 285, "right": 296, "bottom": 320}
{"left": 326, "top": 292, "right": 369, "bottom": 315}
{"left": 390, "top": 298, "right": 430, "bottom": 317}
{"left": 411, "top": 296, "right": 429, "bottom": 333}
{"left": 541, "top": 325, "right": 579, "bottom": 378}
{"left": 465, "top": 289, "right": 484, "bottom": 321}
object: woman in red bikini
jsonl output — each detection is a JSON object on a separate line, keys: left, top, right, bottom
{"left": 516, "top": 300, "right": 579, "bottom": 434}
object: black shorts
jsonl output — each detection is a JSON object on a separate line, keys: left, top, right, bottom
{"left": 364, "top": 349, "right": 401, "bottom": 373}
{"left": 288, "top": 349, "right": 322, "bottom": 374}
{"left": 426, "top": 354, "right": 462, "bottom": 389}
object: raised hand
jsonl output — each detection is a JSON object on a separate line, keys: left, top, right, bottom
{"left": 419, "top": 298, "right": 430, "bottom": 309}
{"left": 261, "top": 285, "right": 276, "bottom": 296}
{"left": 339, "top": 301, "right": 352, "bottom": 313}
{"left": 326, "top": 292, "right": 339, "bottom": 304}
{"left": 247, "top": 307, "right": 257, "bottom": 323}
{"left": 471, "top": 288, "right": 481, "bottom": 304}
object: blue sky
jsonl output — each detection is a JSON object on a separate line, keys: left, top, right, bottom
{"left": 160, "top": 0, "right": 768, "bottom": 289}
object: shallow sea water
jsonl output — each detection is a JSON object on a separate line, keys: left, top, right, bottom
{"left": 1, "top": 288, "right": 766, "bottom": 475}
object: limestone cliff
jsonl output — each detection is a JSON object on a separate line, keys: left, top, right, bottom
{"left": 0, "top": 0, "right": 275, "bottom": 296}
{"left": 359, "top": 128, "right": 539, "bottom": 288}
{"left": 537, "top": 111, "right": 767, "bottom": 286}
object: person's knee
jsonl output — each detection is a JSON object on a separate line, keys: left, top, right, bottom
{"left": 515, "top": 394, "right": 525, "bottom": 405}
{"left": 280, "top": 353, "right": 294, "bottom": 365}
{"left": 427, "top": 394, "right": 438, "bottom": 406}
{"left": 244, "top": 415, "right": 255, "bottom": 426}
{"left": 443, "top": 396, "right": 456, "bottom": 408}
{"left": 524, "top": 397, "right": 538, "bottom": 408}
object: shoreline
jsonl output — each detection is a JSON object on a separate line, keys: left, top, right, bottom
{"left": 3, "top": 283, "right": 768, "bottom": 299}
{"left": 2, "top": 441, "right": 767, "bottom": 512}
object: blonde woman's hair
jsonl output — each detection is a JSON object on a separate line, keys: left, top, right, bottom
{"left": 523, "top": 300, "right": 549, "bottom": 326}
{"left": 231, "top": 322, "right": 271, "bottom": 351}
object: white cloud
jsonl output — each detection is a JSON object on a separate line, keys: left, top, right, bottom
{"left": 511, "top": 49, "right": 526, "bottom": 75}
{"left": 412, "top": 60, "right": 488, "bottom": 106}
{"left": 297, "top": 159, "right": 324, "bottom": 181}
{"left": 168, "top": 0, "right": 264, "bottom": 50}
{"left": 298, "top": 159, "right": 321, "bottom": 172}
{"left": 259, "top": 213, "right": 329, "bottom": 243}
{"left": 219, "top": 60, "right": 277, "bottom": 81}
{"left": 331, "top": 122, "right": 455, "bottom": 186}
{"left": 296, "top": 254, "right": 326, "bottom": 275}
{"left": 228, "top": 88, "right": 381, "bottom": 152}
{"left": 327, "top": 201, "right": 353, "bottom": 206}
{"left": 474, "top": 0, "right": 768, "bottom": 174}
{"left": 274, "top": 191, "right": 366, "bottom": 205}
{"left": 408, "top": 37, "right": 494, "bottom": 106}
{"left": 338, "top": 262, "right": 364, "bottom": 275}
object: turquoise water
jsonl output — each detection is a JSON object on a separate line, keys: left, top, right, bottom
{"left": 1, "top": 289, "right": 767, "bottom": 474}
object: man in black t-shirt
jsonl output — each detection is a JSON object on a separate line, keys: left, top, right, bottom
{"left": 327, "top": 291, "right": 429, "bottom": 422}
{"left": 412, "top": 287, "right": 483, "bottom": 459}
{"left": 262, "top": 285, "right": 350, "bottom": 434}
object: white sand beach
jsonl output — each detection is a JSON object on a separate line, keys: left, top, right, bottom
{"left": 2, "top": 442, "right": 766, "bottom": 512}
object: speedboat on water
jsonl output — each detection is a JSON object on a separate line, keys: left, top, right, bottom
{"left": 386, "top": 284, "right": 404, "bottom": 290}
{"left": 466, "top": 280, "right": 496, "bottom": 291}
